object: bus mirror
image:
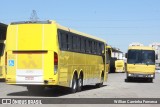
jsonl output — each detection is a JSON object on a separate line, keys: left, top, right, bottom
{"left": 125, "top": 53, "right": 128, "bottom": 58}
{"left": 156, "top": 54, "right": 158, "bottom": 60}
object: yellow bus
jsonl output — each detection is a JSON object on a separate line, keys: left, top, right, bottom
{"left": 0, "top": 23, "right": 7, "bottom": 81}
{"left": 115, "top": 60, "right": 125, "bottom": 73}
{"left": 126, "top": 46, "right": 156, "bottom": 82}
{"left": 6, "top": 20, "right": 107, "bottom": 93}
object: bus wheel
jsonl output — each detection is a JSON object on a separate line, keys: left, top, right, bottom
{"left": 77, "top": 75, "right": 83, "bottom": 92}
{"left": 70, "top": 74, "right": 77, "bottom": 93}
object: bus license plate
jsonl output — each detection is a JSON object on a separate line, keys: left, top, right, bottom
{"left": 25, "top": 76, "right": 34, "bottom": 80}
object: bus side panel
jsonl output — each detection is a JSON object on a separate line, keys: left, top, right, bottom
{"left": 58, "top": 51, "right": 70, "bottom": 87}
{"left": 84, "top": 54, "right": 102, "bottom": 85}
{"left": 73, "top": 53, "right": 86, "bottom": 82}
{"left": 67, "top": 52, "right": 74, "bottom": 87}
{"left": 58, "top": 51, "right": 104, "bottom": 87}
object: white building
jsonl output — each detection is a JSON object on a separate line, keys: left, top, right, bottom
{"left": 149, "top": 42, "right": 160, "bottom": 69}
{"left": 149, "top": 42, "right": 160, "bottom": 57}
{"left": 111, "top": 47, "right": 124, "bottom": 60}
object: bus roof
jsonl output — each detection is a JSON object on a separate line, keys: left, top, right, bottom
{"left": 128, "top": 46, "right": 154, "bottom": 50}
{"left": 10, "top": 20, "right": 106, "bottom": 43}
{"left": 50, "top": 21, "right": 106, "bottom": 43}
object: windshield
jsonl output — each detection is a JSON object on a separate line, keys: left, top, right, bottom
{"left": 127, "top": 50, "right": 155, "bottom": 65}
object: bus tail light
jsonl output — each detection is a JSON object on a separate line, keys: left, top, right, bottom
{"left": 54, "top": 52, "right": 58, "bottom": 74}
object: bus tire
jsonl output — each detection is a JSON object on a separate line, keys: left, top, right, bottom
{"left": 77, "top": 74, "right": 83, "bottom": 92}
{"left": 70, "top": 74, "right": 77, "bottom": 93}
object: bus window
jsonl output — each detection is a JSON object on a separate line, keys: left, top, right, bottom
{"left": 86, "top": 39, "right": 90, "bottom": 53}
{"left": 68, "top": 34, "right": 73, "bottom": 51}
{"left": 80, "top": 37, "right": 85, "bottom": 53}
{"left": 73, "top": 35, "right": 77, "bottom": 51}
{"left": 97, "top": 43, "right": 102, "bottom": 55}
{"left": 92, "top": 41, "right": 96, "bottom": 54}
{"left": 61, "top": 32, "right": 68, "bottom": 50}
{"left": 77, "top": 36, "right": 80, "bottom": 52}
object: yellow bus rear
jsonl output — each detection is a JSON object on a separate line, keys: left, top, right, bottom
{"left": 115, "top": 60, "right": 125, "bottom": 73}
{"left": 6, "top": 20, "right": 107, "bottom": 93}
